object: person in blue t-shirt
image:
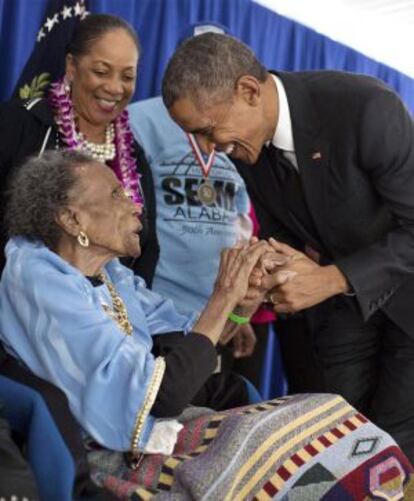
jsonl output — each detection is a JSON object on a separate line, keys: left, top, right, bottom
{"left": 129, "top": 22, "right": 260, "bottom": 363}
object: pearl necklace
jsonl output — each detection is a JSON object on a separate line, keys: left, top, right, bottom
{"left": 76, "top": 123, "right": 116, "bottom": 163}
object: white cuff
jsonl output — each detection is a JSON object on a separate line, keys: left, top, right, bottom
{"left": 141, "top": 419, "right": 183, "bottom": 455}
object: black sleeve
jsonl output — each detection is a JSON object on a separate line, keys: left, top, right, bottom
{"left": 0, "top": 99, "right": 52, "bottom": 180}
{"left": 151, "top": 332, "right": 217, "bottom": 418}
{"left": 121, "top": 142, "right": 160, "bottom": 287}
{"left": 336, "top": 90, "right": 414, "bottom": 319}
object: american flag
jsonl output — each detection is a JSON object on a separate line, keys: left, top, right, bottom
{"left": 13, "top": 0, "right": 89, "bottom": 99}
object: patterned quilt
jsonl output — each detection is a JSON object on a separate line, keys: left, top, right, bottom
{"left": 88, "top": 394, "right": 413, "bottom": 500}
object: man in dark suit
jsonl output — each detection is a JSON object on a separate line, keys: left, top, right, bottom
{"left": 161, "top": 32, "right": 414, "bottom": 464}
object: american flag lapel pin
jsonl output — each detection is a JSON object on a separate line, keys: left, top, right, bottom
{"left": 312, "top": 151, "right": 322, "bottom": 160}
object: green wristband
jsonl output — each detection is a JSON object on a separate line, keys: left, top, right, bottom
{"left": 228, "top": 311, "right": 250, "bottom": 325}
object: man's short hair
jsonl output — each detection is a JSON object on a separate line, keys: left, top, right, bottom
{"left": 162, "top": 32, "right": 267, "bottom": 109}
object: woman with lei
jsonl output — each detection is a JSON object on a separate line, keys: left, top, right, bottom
{"left": 0, "top": 13, "right": 159, "bottom": 285}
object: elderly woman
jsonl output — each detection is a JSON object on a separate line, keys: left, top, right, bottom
{"left": 1, "top": 150, "right": 412, "bottom": 499}
{"left": 0, "top": 14, "right": 158, "bottom": 285}
{"left": 0, "top": 149, "right": 266, "bottom": 452}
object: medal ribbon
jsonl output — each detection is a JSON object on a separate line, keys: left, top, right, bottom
{"left": 187, "top": 133, "right": 216, "bottom": 178}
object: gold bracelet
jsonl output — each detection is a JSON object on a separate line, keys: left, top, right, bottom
{"left": 130, "top": 357, "right": 166, "bottom": 456}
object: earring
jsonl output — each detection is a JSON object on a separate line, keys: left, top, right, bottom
{"left": 63, "top": 76, "right": 71, "bottom": 94}
{"left": 77, "top": 231, "right": 89, "bottom": 248}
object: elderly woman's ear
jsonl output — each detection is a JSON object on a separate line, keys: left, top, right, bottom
{"left": 55, "top": 207, "right": 82, "bottom": 239}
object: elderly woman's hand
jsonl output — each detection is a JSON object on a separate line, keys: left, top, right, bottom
{"left": 213, "top": 240, "right": 271, "bottom": 305}
{"left": 220, "top": 323, "right": 257, "bottom": 358}
{"left": 193, "top": 241, "right": 270, "bottom": 345}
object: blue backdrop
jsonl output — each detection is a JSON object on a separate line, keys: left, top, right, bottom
{"left": 1, "top": 0, "right": 414, "bottom": 112}
{"left": 1, "top": 0, "right": 413, "bottom": 398}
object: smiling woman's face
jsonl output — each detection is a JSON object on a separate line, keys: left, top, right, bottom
{"left": 66, "top": 28, "right": 138, "bottom": 130}
{"left": 69, "top": 162, "right": 142, "bottom": 259}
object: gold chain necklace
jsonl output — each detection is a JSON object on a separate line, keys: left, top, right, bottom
{"left": 98, "top": 272, "right": 133, "bottom": 336}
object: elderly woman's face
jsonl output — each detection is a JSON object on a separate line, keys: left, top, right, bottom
{"left": 66, "top": 28, "right": 138, "bottom": 128}
{"left": 71, "top": 162, "right": 142, "bottom": 258}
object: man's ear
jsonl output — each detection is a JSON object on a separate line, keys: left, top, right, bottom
{"left": 235, "top": 75, "right": 261, "bottom": 106}
{"left": 55, "top": 207, "right": 80, "bottom": 238}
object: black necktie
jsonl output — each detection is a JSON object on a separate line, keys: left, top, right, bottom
{"left": 266, "top": 144, "right": 323, "bottom": 251}
{"left": 267, "top": 144, "right": 298, "bottom": 181}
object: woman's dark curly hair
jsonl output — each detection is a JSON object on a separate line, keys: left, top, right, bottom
{"left": 6, "top": 150, "right": 95, "bottom": 249}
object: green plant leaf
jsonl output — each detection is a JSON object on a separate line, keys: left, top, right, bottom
{"left": 19, "top": 84, "right": 31, "bottom": 99}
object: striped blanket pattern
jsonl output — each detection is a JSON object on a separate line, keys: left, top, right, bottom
{"left": 89, "top": 394, "right": 413, "bottom": 500}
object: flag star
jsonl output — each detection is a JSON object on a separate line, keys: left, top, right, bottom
{"left": 80, "top": 9, "right": 90, "bottom": 20}
{"left": 37, "top": 27, "right": 46, "bottom": 42}
{"left": 74, "top": 2, "right": 83, "bottom": 16}
{"left": 61, "top": 5, "right": 72, "bottom": 20}
{"left": 45, "top": 13, "right": 59, "bottom": 32}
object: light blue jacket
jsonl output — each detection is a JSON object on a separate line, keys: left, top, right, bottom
{"left": 0, "top": 237, "right": 196, "bottom": 451}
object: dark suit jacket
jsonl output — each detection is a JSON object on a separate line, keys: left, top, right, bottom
{"left": 0, "top": 98, "right": 160, "bottom": 286}
{"left": 235, "top": 71, "right": 414, "bottom": 336}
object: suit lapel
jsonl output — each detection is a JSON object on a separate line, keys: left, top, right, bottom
{"left": 277, "top": 72, "right": 334, "bottom": 253}
{"left": 296, "top": 132, "right": 332, "bottom": 250}
{"left": 242, "top": 146, "right": 325, "bottom": 249}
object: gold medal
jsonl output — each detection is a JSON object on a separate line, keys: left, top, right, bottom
{"left": 197, "top": 180, "right": 217, "bottom": 205}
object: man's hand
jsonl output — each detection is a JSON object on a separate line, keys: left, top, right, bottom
{"left": 263, "top": 238, "right": 349, "bottom": 313}
{"left": 232, "top": 323, "right": 257, "bottom": 358}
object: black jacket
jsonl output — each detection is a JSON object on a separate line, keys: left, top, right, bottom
{"left": 0, "top": 98, "right": 159, "bottom": 286}
{"left": 235, "top": 70, "right": 414, "bottom": 335}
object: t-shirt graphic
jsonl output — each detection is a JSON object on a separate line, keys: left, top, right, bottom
{"left": 129, "top": 97, "right": 251, "bottom": 314}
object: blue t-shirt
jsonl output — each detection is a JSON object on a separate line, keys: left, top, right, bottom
{"left": 129, "top": 97, "right": 251, "bottom": 314}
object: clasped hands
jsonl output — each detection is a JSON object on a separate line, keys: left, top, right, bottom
{"left": 213, "top": 237, "right": 348, "bottom": 353}
{"left": 215, "top": 237, "right": 349, "bottom": 316}
{"left": 248, "top": 237, "right": 349, "bottom": 313}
